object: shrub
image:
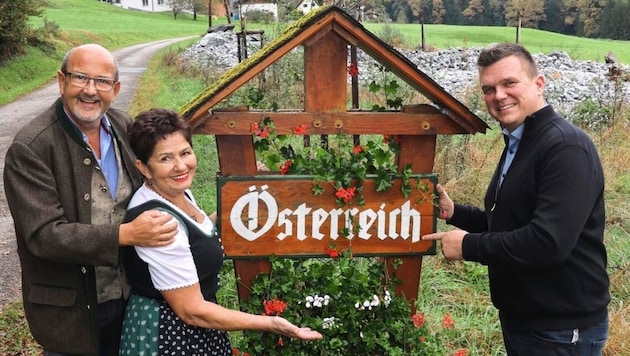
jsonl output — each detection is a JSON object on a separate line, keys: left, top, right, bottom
{"left": 236, "top": 251, "right": 464, "bottom": 355}
{"left": 244, "top": 10, "right": 275, "bottom": 24}
{"left": 378, "top": 24, "right": 406, "bottom": 48}
{"left": 0, "top": 0, "right": 46, "bottom": 63}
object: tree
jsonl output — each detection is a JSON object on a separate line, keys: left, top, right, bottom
{"left": 408, "top": 0, "right": 431, "bottom": 50}
{"left": 505, "top": 0, "right": 546, "bottom": 43}
{"left": 223, "top": 0, "right": 232, "bottom": 24}
{"left": 462, "top": 0, "right": 484, "bottom": 23}
{"left": 0, "top": 0, "right": 44, "bottom": 63}
{"left": 484, "top": 0, "right": 506, "bottom": 26}
{"left": 165, "top": 0, "right": 187, "bottom": 19}
{"left": 441, "top": 0, "right": 466, "bottom": 25}
{"left": 539, "top": 0, "right": 565, "bottom": 33}
{"left": 505, "top": 0, "right": 546, "bottom": 28}
{"left": 577, "top": 0, "right": 607, "bottom": 37}
{"left": 562, "top": 0, "right": 580, "bottom": 35}
{"left": 409, "top": 0, "right": 431, "bottom": 21}
{"left": 432, "top": 0, "right": 446, "bottom": 23}
{"left": 385, "top": 0, "right": 411, "bottom": 23}
{"left": 599, "top": 0, "right": 630, "bottom": 40}
{"left": 189, "top": 0, "right": 207, "bottom": 21}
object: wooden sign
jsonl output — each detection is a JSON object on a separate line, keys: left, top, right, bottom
{"left": 217, "top": 175, "right": 438, "bottom": 258}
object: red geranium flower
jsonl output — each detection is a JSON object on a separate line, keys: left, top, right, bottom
{"left": 263, "top": 298, "right": 288, "bottom": 316}
{"left": 453, "top": 349, "right": 468, "bottom": 356}
{"left": 279, "top": 160, "right": 293, "bottom": 175}
{"left": 259, "top": 127, "right": 270, "bottom": 138}
{"left": 353, "top": 145, "right": 364, "bottom": 154}
{"left": 442, "top": 312, "right": 455, "bottom": 329}
{"left": 325, "top": 244, "right": 341, "bottom": 258}
{"left": 348, "top": 62, "right": 359, "bottom": 76}
{"left": 383, "top": 134, "right": 400, "bottom": 145}
{"left": 412, "top": 312, "right": 425, "bottom": 328}
{"left": 294, "top": 124, "right": 307, "bottom": 135}
{"left": 335, "top": 186, "right": 356, "bottom": 203}
{"left": 251, "top": 122, "right": 271, "bottom": 138}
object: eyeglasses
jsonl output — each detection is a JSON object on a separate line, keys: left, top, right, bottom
{"left": 65, "top": 72, "right": 117, "bottom": 92}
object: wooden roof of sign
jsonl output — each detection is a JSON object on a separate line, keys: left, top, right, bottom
{"left": 180, "top": 5, "right": 489, "bottom": 135}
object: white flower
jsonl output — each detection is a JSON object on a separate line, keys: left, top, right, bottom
{"left": 322, "top": 317, "right": 336, "bottom": 329}
{"left": 370, "top": 294, "right": 380, "bottom": 307}
{"left": 384, "top": 290, "right": 392, "bottom": 307}
{"left": 305, "top": 295, "right": 314, "bottom": 308}
{"left": 323, "top": 295, "right": 330, "bottom": 306}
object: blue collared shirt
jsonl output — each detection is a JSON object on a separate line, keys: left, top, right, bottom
{"left": 97, "top": 117, "right": 119, "bottom": 199}
{"left": 499, "top": 124, "right": 524, "bottom": 187}
{"left": 64, "top": 111, "right": 119, "bottom": 199}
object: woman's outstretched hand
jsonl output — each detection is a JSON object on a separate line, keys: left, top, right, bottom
{"left": 272, "top": 316, "right": 323, "bottom": 340}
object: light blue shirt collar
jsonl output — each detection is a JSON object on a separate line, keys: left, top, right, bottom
{"left": 63, "top": 111, "right": 119, "bottom": 199}
{"left": 499, "top": 124, "right": 524, "bottom": 187}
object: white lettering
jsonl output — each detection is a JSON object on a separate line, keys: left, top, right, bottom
{"left": 228, "top": 185, "right": 423, "bottom": 243}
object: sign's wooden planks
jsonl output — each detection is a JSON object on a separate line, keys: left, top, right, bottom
{"left": 217, "top": 175, "right": 438, "bottom": 258}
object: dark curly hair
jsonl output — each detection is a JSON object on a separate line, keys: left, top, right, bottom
{"left": 128, "top": 108, "right": 193, "bottom": 164}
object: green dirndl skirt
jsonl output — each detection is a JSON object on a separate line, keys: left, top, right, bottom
{"left": 119, "top": 294, "right": 232, "bottom": 356}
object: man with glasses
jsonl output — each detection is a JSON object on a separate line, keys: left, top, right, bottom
{"left": 4, "top": 43, "right": 178, "bottom": 355}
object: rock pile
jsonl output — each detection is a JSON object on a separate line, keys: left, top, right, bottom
{"left": 181, "top": 31, "right": 629, "bottom": 118}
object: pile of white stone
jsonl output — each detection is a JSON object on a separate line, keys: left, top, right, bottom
{"left": 181, "top": 30, "right": 629, "bottom": 117}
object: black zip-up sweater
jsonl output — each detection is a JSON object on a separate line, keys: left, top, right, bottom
{"left": 450, "top": 105, "right": 609, "bottom": 331}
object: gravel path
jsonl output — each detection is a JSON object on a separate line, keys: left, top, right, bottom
{"left": 0, "top": 36, "right": 198, "bottom": 311}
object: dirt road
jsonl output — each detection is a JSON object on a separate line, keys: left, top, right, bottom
{"left": 0, "top": 36, "right": 199, "bottom": 311}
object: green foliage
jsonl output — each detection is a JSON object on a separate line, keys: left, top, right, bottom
{"left": 251, "top": 117, "right": 410, "bottom": 206}
{"left": 25, "top": 17, "right": 60, "bottom": 55}
{"left": 0, "top": 0, "right": 46, "bottom": 63}
{"left": 237, "top": 253, "right": 453, "bottom": 355}
{"left": 369, "top": 78, "right": 403, "bottom": 111}
{"left": 284, "top": 9, "right": 305, "bottom": 21}
{"left": 0, "top": 301, "right": 42, "bottom": 355}
{"left": 598, "top": 0, "right": 630, "bottom": 40}
{"left": 377, "top": 23, "right": 407, "bottom": 48}
{"left": 244, "top": 10, "right": 275, "bottom": 24}
{"left": 564, "top": 71, "right": 627, "bottom": 131}
{"left": 567, "top": 96, "right": 616, "bottom": 130}
{"left": 219, "top": 49, "right": 305, "bottom": 111}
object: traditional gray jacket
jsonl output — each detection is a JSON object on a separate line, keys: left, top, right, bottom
{"left": 3, "top": 98, "right": 143, "bottom": 354}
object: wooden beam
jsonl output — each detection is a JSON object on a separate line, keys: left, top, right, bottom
{"left": 304, "top": 30, "right": 348, "bottom": 112}
{"left": 194, "top": 110, "right": 470, "bottom": 135}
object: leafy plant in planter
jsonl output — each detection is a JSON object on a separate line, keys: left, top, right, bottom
{"left": 251, "top": 116, "right": 414, "bottom": 207}
{"left": 236, "top": 247, "right": 456, "bottom": 355}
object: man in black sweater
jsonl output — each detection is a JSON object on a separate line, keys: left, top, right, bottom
{"left": 423, "top": 43, "right": 610, "bottom": 355}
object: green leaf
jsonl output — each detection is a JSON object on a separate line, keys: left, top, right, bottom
{"left": 368, "top": 80, "right": 381, "bottom": 93}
